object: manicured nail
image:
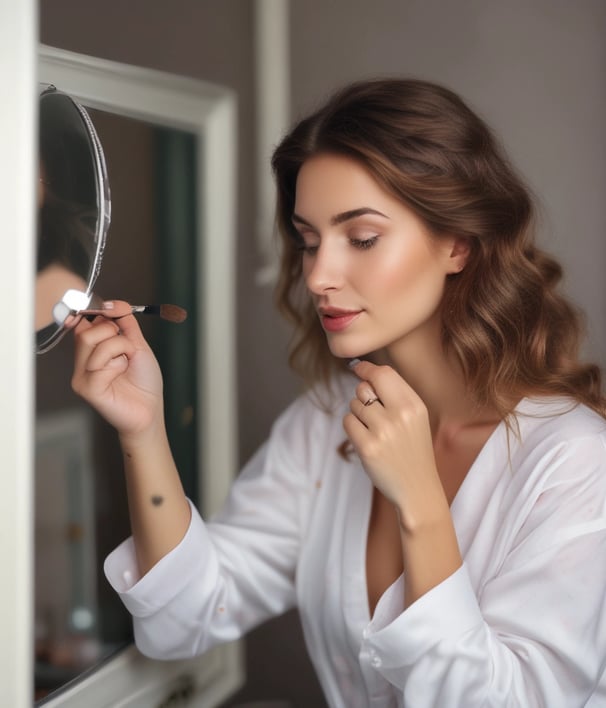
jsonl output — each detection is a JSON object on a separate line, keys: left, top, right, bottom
{"left": 348, "top": 358, "right": 361, "bottom": 369}
{"left": 102, "top": 301, "right": 115, "bottom": 310}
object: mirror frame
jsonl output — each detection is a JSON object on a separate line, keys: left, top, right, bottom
{"left": 38, "top": 44, "right": 242, "bottom": 707}
{"left": 36, "top": 83, "right": 111, "bottom": 353}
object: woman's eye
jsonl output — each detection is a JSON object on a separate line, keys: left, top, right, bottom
{"left": 295, "top": 241, "right": 319, "bottom": 255}
{"left": 350, "top": 235, "right": 378, "bottom": 250}
{"left": 293, "top": 232, "right": 378, "bottom": 254}
{"left": 303, "top": 245, "right": 319, "bottom": 255}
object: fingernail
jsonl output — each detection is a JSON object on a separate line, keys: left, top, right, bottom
{"left": 102, "top": 301, "right": 115, "bottom": 310}
{"left": 348, "top": 358, "right": 361, "bottom": 369}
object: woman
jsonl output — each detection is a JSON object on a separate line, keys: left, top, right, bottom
{"left": 72, "top": 79, "right": 606, "bottom": 707}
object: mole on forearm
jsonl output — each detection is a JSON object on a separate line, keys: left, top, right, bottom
{"left": 151, "top": 495, "right": 164, "bottom": 506}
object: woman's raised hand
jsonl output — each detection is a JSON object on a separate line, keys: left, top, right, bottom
{"left": 344, "top": 359, "right": 448, "bottom": 529}
{"left": 71, "top": 302, "right": 164, "bottom": 440}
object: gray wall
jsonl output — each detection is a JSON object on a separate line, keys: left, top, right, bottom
{"left": 290, "top": 0, "right": 606, "bottom": 363}
{"left": 40, "top": 1, "right": 606, "bottom": 705}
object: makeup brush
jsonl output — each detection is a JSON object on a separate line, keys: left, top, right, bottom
{"left": 125, "top": 304, "right": 187, "bottom": 323}
{"left": 77, "top": 302, "right": 187, "bottom": 323}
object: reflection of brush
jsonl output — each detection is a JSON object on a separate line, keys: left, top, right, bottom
{"left": 78, "top": 303, "right": 187, "bottom": 323}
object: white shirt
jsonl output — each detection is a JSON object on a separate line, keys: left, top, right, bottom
{"left": 105, "top": 381, "right": 606, "bottom": 707}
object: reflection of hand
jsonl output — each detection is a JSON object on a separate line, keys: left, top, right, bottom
{"left": 71, "top": 302, "right": 165, "bottom": 440}
{"left": 344, "top": 360, "right": 448, "bottom": 527}
{"left": 35, "top": 264, "right": 88, "bottom": 329}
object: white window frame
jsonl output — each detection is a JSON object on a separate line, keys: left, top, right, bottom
{"left": 34, "top": 45, "right": 242, "bottom": 707}
{"left": 0, "top": 0, "right": 36, "bottom": 703}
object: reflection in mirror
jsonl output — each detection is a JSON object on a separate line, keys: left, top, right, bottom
{"left": 34, "top": 108, "right": 199, "bottom": 702}
{"left": 36, "top": 85, "right": 110, "bottom": 353}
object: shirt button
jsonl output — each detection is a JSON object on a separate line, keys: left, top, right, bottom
{"left": 371, "top": 655, "right": 382, "bottom": 668}
{"left": 362, "top": 627, "right": 370, "bottom": 639}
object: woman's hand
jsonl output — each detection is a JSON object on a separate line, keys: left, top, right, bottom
{"left": 71, "top": 303, "right": 164, "bottom": 441}
{"left": 344, "top": 359, "right": 448, "bottom": 530}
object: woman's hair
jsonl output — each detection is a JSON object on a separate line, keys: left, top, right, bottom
{"left": 271, "top": 78, "right": 605, "bottom": 419}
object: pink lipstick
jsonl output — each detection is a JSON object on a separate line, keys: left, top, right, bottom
{"left": 319, "top": 307, "right": 362, "bottom": 332}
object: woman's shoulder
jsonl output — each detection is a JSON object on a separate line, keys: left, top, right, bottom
{"left": 502, "top": 398, "right": 606, "bottom": 557}
{"left": 515, "top": 396, "right": 606, "bottom": 440}
{"left": 273, "top": 373, "right": 357, "bottom": 429}
{"left": 248, "top": 375, "right": 357, "bottom": 482}
{"left": 512, "top": 396, "right": 606, "bottom": 477}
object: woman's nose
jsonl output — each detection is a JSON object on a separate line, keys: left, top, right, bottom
{"left": 304, "top": 243, "right": 344, "bottom": 294}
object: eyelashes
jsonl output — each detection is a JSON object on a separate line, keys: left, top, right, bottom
{"left": 351, "top": 235, "right": 378, "bottom": 250}
{"left": 295, "top": 235, "right": 379, "bottom": 255}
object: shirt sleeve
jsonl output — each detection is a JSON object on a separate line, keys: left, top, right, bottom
{"left": 362, "top": 432, "right": 606, "bottom": 707}
{"left": 104, "top": 400, "right": 314, "bottom": 660}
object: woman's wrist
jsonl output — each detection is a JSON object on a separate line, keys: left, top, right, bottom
{"left": 399, "top": 507, "right": 462, "bottom": 606}
{"left": 394, "top": 470, "right": 451, "bottom": 535}
{"left": 118, "top": 414, "right": 169, "bottom": 455}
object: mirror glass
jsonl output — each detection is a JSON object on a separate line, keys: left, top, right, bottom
{"left": 36, "top": 84, "right": 110, "bottom": 353}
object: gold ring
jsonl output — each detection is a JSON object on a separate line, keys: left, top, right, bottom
{"left": 364, "top": 396, "right": 379, "bottom": 406}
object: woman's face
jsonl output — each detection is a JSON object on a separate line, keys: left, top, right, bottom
{"left": 293, "top": 153, "right": 466, "bottom": 360}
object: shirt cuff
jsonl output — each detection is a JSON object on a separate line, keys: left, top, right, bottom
{"left": 103, "top": 499, "right": 218, "bottom": 618}
{"left": 366, "top": 563, "right": 484, "bottom": 668}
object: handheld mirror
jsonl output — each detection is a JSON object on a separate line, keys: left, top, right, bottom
{"left": 36, "top": 84, "right": 110, "bottom": 353}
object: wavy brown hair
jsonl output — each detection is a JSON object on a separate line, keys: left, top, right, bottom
{"left": 271, "top": 78, "right": 605, "bottom": 419}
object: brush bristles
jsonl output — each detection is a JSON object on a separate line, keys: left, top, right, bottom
{"left": 158, "top": 304, "right": 187, "bottom": 323}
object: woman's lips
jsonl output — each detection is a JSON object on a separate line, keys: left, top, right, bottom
{"left": 319, "top": 309, "right": 362, "bottom": 332}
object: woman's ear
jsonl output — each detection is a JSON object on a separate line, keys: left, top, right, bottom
{"left": 447, "top": 236, "right": 471, "bottom": 273}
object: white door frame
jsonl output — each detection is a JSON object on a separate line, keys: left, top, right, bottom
{"left": 0, "top": 0, "right": 36, "bottom": 705}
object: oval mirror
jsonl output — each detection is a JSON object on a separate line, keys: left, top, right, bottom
{"left": 36, "top": 84, "right": 111, "bottom": 353}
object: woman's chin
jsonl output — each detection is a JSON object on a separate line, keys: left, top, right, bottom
{"left": 325, "top": 337, "right": 372, "bottom": 361}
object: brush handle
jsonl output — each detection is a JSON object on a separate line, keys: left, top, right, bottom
{"left": 129, "top": 304, "right": 187, "bottom": 323}
{"left": 78, "top": 303, "right": 187, "bottom": 323}
{"left": 130, "top": 305, "right": 159, "bottom": 315}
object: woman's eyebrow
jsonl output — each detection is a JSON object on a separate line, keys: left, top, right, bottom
{"left": 292, "top": 207, "right": 389, "bottom": 228}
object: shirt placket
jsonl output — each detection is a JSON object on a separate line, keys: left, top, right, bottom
{"left": 341, "top": 466, "right": 396, "bottom": 706}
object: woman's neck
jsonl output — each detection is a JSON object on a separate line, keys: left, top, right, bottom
{"left": 382, "top": 321, "right": 500, "bottom": 436}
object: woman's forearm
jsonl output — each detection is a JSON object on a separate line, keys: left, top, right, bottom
{"left": 120, "top": 424, "right": 192, "bottom": 577}
{"left": 70, "top": 313, "right": 193, "bottom": 576}
{"left": 399, "top": 506, "right": 463, "bottom": 608}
